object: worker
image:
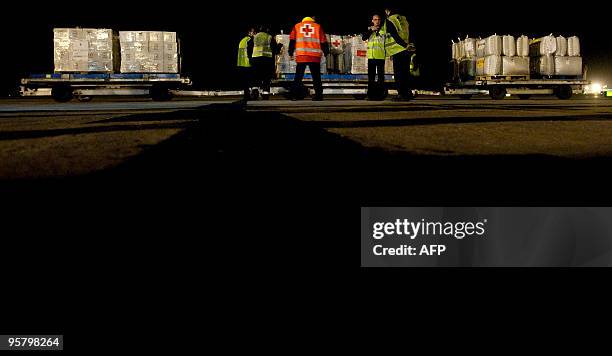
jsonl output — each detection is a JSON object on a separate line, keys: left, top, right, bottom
{"left": 251, "top": 25, "right": 281, "bottom": 100}
{"left": 383, "top": 7, "right": 413, "bottom": 101}
{"left": 362, "top": 13, "right": 387, "bottom": 100}
{"left": 288, "top": 16, "right": 329, "bottom": 101}
{"left": 237, "top": 27, "right": 255, "bottom": 101}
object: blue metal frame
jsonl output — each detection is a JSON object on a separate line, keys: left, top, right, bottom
{"left": 277, "top": 73, "right": 394, "bottom": 81}
{"left": 29, "top": 73, "right": 182, "bottom": 80}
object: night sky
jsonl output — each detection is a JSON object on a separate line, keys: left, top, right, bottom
{"left": 1, "top": 2, "right": 610, "bottom": 95}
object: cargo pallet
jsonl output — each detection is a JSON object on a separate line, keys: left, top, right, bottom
{"left": 445, "top": 77, "right": 588, "bottom": 100}
{"left": 476, "top": 75, "right": 530, "bottom": 81}
{"left": 273, "top": 73, "right": 396, "bottom": 99}
{"left": 20, "top": 73, "right": 192, "bottom": 102}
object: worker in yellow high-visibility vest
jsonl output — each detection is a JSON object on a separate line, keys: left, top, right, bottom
{"left": 251, "top": 25, "right": 282, "bottom": 100}
{"left": 237, "top": 27, "right": 256, "bottom": 101}
{"left": 383, "top": 7, "right": 413, "bottom": 101}
{"left": 362, "top": 13, "right": 387, "bottom": 100}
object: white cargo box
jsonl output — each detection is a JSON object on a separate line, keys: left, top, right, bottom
{"left": 54, "top": 28, "right": 115, "bottom": 72}
{"left": 119, "top": 30, "right": 179, "bottom": 73}
{"left": 501, "top": 56, "right": 529, "bottom": 75}
{"left": 554, "top": 56, "right": 582, "bottom": 76}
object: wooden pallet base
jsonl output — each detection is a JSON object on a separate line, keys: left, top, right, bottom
{"left": 476, "top": 75, "right": 530, "bottom": 81}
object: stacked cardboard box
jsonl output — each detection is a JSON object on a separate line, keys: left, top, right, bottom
{"left": 344, "top": 36, "right": 368, "bottom": 74}
{"left": 53, "top": 28, "right": 116, "bottom": 72}
{"left": 119, "top": 31, "right": 178, "bottom": 73}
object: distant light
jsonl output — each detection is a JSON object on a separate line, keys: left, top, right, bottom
{"left": 592, "top": 83, "right": 602, "bottom": 93}
{"left": 506, "top": 93, "right": 511, "bottom": 97}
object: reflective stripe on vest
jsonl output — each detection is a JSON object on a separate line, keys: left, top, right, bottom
{"left": 384, "top": 15, "right": 409, "bottom": 57}
{"left": 237, "top": 36, "right": 251, "bottom": 67}
{"left": 253, "top": 32, "right": 273, "bottom": 58}
{"left": 367, "top": 31, "right": 386, "bottom": 60}
{"left": 294, "top": 21, "right": 322, "bottom": 58}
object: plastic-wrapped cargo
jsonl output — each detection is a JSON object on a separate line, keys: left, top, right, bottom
{"left": 275, "top": 34, "right": 296, "bottom": 74}
{"left": 476, "top": 39, "right": 486, "bottom": 58}
{"left": 484, "top": 55, "right": 502, "bottom": 75}
{"left": 502, "top": 56, "right": 529, "bottom": 75}
{"left": 530, "top": 35, "right": 557, "bottom": 56}
{"left": 450, "top": 60, "right": 460, "bottom": 81}
{"left": 476, "top": 57, "right": 485, "bottom": 76}
{"left": 329, "top": 35, "right": 345, "bottom": 55}
{"left": 346, "top": 36, "right": 368, "bottom": 74}
{"left": 516, "top": 35, "right": 529, "bottom": 57}
{"left": 460, "top": 58, "right": 476, "bottom": 79}
{"left": 119, "top": 31, "right": 179, "bottom": 73}
{"left": 54, "top": 28, "right": 116, "bottom": 72}
{"left": 556, "top": 36, "right": 567, "bottom": 56}
{"left": 485, "top": 35, "right": 502, "bottom": 56}
{"left": 554, "top": 56, "right": 582, "bottom": 76}
{"left": 326, "top": 35, "right": 343, "bottom": 73}
{"left": 568, "top": 36, "right": 580, "bottom": 56}
{"left": 531, "top": 55, "right": 555, "bottom": 76}
{"left": 464, "top": 37, "right": 476, "bottom": 58}
{"left": 385, "top": 58, "right": 394, "bottom": 74}
{"left": 502, "top": 35, "right": 516, "bottom": 56}
{"left": 451, "top": 41, "right": 465, "bottom": 60}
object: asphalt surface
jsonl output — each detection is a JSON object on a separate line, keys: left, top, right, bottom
{"left": 1, "top": 94, "right": 611, "bottom": 285}
{"left": 0, "top": 96, "right": 612, "bottom": 204}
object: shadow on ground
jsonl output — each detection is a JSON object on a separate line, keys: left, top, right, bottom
{"left": 3, "top": 101, "right": 611, "bottom": 205}
{"left": 2, "top": 101, "right": 612, "bottom": 270}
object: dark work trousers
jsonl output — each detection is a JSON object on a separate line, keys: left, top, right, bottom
{"left": 292, "top": 62, "right": 323, "bottom": 99}
{"left": 251, "top": 56, "right": 275, "bottom": 94}
{"left": 367, "top": 59, "right": 386, "bottom": 99}
{"left": 238, "top": 66, "right": 253, "bottom": 100}
{"left": 391, "top": 50, "right": 412, "bottom": 98}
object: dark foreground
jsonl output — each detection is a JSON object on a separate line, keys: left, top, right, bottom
{"left": 2, "top": 95, "right": 612, "bottom": 339}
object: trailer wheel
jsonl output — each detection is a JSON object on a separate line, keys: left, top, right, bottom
{"left": 150, "top": 86, "right": 173, "bottom": 101}
{"left": 459, "top": 94, "right": 472, "bottom": 100}
{"left": 518, "top": 94, "right": 531, "bottom": 100}
{"left": 489, "top": 87, "right": 506, "bottom": 100}
{"left": 51, "top": 85, "right": 73, "bottom": 103}
{"left": 555, "top": 85, "right": 573, "bottom": 100}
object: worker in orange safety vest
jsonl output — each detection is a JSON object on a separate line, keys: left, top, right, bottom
{"left": 288, "top": 17, "right": 329, "bottom": 101}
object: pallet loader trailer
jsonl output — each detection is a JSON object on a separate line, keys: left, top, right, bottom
{"left": 444, "top": 75, "right": 588, "bottom": 100}
{"left": 20, "top": 73, "right": 192, "bottom": 102}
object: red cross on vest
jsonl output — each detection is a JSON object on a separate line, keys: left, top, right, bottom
{"left": 332, "top": 40, "right": 341, "bottom": 47}
{"left": 300, "top": 23, "right": 314, "bottom": 37}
